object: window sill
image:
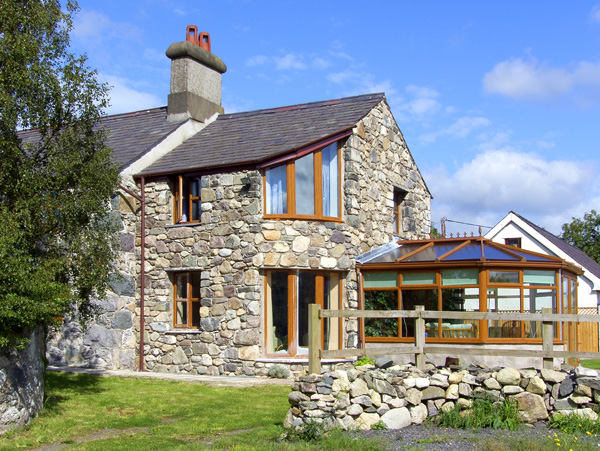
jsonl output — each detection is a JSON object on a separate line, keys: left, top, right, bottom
{"left": 166, "top": 222, "right": 202, "bottom": 228}
{"left": 165, "top": 330, "right": 203, "bottom": 334}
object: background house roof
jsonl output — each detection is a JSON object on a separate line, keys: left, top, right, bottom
{"left": 140, "top": 92, "right": 385, "bottom": 176}
{"left": 508, "top": 211, "right": 600, "bottom": 280}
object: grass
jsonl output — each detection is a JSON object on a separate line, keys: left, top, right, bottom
{"left": 580, "top": 359, "right": 600, "bottom": 369}
{"left": 0, "top": 372, "right": 386, "bottom": 451}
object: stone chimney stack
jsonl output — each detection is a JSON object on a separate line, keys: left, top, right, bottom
{"left": 166, "top": 26, "right": 227, "bottom": 122}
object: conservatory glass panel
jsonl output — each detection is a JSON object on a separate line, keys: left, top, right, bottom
{"left": 363, "top": 272, "right": 398, "bottom": 288}
{"left": 364, "top": 290, "right": 399, "bottom": 338}
{"left": 487, "top": 288, "right": 521, "bottom": 338}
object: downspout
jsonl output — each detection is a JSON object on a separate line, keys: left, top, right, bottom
{"left": 119, "top": 177, "right": 146, "bottom": 372}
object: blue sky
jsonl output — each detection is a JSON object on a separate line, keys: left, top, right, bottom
{"left": 70, "top": 0, "right": 600, "bottom": 236}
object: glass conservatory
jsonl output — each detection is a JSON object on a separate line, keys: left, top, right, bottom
{"left": 356, "top": 237, "right": 583, "bottom": 349}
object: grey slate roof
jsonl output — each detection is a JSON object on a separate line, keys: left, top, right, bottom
{"left": 512, "top": 211, "right": 600, "bottom": 280}
{"left": 18, "top": 107, "right": 185, "bottom": 170}
{"left": 141, "top": 93, "right": 386, "bottom": 176}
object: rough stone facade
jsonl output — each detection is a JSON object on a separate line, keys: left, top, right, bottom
{"left": 285, "top": 362, "right": 600, "bottom": 431}
{"left": 47, "top": 99, "right": 431, "bottom": 375}
{"left": 0, "top": 329, "right": 45, "bottom": 434}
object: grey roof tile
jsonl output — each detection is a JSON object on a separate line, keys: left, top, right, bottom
{"left": 141, "top": 93, "right": 385, "bottom": 175}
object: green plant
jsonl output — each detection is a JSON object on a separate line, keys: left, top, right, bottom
{"left": 433, "top": 398, "right": 522, "bottom": 431}
{"left": 371, "top": 420, "right": 387, "bottom": 430}
{"left": 267, "top": 364, "right": 291, "bottom": 379}
{"left": 354, "top": 356, "right": 375, "bottom": 366}
{"left": 287, "top": 419, "right": 326, "bottom": 442}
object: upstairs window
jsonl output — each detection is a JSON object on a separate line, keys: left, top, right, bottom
{"left": 174, "top": 175, "right": 201, "bottom": 224}
{"left": 393, "top": 188, "right": 407, "bottom": 234}
{"left": 504, "top": 238, "right": 522, "bottom": 248}
{"left": 264, "top": 142, "right": 340, "bottom": 220}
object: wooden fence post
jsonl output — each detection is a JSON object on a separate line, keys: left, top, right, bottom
{"left": 542, "top": 307, "right": 553, "bottom": 370}
{"left": 308, "top": 304, "right": 322, "bottom": 375}
{"left": 415, "top": 305, "right": 425, "bottom": 371}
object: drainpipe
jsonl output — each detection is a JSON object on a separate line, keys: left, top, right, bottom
{"left": 119, "top": 177, "right": 146, "bottom": 372}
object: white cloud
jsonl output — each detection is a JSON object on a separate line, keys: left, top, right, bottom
{"left": 72, "top": 9, "right": 141, "bottom": 44}
{"left": 101, "top": 74, "right": 163, "bottom": 114}
{"left": 591, "top": 5, "right": 600, "bottom": 23}
{"left": 246, "top": 55, "right": 269, "bottom": 67}
{"left": 420, "top": 116, "right": 491, "bottom": 144}
{"left": 274, "top": 53, "right": 306, "bottom": 70}
{"left": 426, "top": 150, "right": 597, "bottom": 235}
{"left": 483, "top": 57, "right": 600, "bottom": 106}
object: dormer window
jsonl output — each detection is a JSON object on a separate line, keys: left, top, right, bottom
{"left": 264, "top": 142, "right": 340, "bottom": 220}
{"left": 174, "top": 175, "right": 201, "bottom": 224}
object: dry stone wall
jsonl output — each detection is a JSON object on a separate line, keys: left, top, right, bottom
{"left": 285, "top": 362, "right": 600, "bottom": 430}
{"left": 0, "top": 329, "right": 45, "bottom": 434}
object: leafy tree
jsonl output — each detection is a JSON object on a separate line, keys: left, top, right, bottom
{"left": 0, "top": 0, "right": 119, "bottom": 348}
{"left": 561, "top": 210, "right": 600, "bottom": 264}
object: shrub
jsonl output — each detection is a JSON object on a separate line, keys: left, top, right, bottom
{"left": 267, "top": 364, "right": 291, "bottom": 379}
{"left": 354, "top": 356, "right": 375, "bottom": 367}
{"left": 371, "top": 420, "right": 387, "bottom": 430}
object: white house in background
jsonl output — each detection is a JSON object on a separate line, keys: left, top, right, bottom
{"left": 485, "top": 211, "right": 600, "bottom": 309}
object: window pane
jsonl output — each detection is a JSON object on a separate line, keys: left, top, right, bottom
{"left": 487, "top": 288, "right": 521, "bottom": 338}
{"left": 364, "top": 290, "right": 399, "bottom": 338}
{"left": 176, "top": 301, "right": 187, "bottom": 324}
{"left": 295, "top": 153, "right": 315, "bottom": 215}
{"left": 442, "top": 269, "right": 479, "bottom": 286}
{"left": 401, "top": 289, "right": 438, "bottom": 338}
{"left": 191, "top": 301, "right": 200, "bottom": 328}
{"left": 364, "top": 272, "right": 398, "bottom": 288}
{"left": 489, "top": 270, "right": 519, "bottom": 284}
{"left": 191, "top": 273, "right": 200, "bottom": 299}
{"left": 191, "top": 200, "right": 200, "bottom": 221}
{"left": 267, "top": 272, "right": 289, "bottom": 353}
{"left": 433, "top": 288, "right": 479, "bottom": 338}
{"left": 402, "top": 272, "right": 436, "bottom": 285}
{"left": 266, "top": 165, "right": 287, "bottom": 214}
{"left": 176, "top": 274, "right": 188, "bottom": 299}
{"left": 321, "top": 144, "right": 339, "bottom": 217}
{"left": 524, "top": 288, "right": 556, "bottom": 338}
{"left": 524, "top": 270, "right": 555, "bottom": 286}
{"left": 297, "top": 272, "right": 316, "bottom": 351}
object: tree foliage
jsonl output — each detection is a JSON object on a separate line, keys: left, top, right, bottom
{"left": 561, "top": 210, "right": 600, "bottom": 265}
{"left": 0, "top": 0, "right": 120, "bottom": 347}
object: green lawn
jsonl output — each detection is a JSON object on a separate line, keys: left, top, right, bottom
{"left": 581, "top": 359, "right": 600, "bottom": 369}
{"left": 0, "top": 372, "right": 384, "bottom": 451}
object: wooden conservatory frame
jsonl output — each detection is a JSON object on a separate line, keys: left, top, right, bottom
{"left": 356, "top": 236, "right": 583, "bottom": 350}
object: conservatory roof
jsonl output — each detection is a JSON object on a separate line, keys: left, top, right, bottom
{"left": 357, "top": 236, "right": 583, "bottom": 274}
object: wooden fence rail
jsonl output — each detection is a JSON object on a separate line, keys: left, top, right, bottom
{"left": 308, "top": 305, "right": 600, "bottom": 375}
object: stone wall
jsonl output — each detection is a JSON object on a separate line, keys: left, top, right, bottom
{"left": 285, "top": 362, "right": 600, "bottom": 430}
{"left": 0, "top": 329, "right": 45, "bottom": 434}
{"left": 46, "top": 176, "right": 140, "bottom": 370}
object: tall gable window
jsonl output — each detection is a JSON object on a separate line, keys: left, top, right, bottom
{"left": 393, "top": 188, "right": 407, "bottom": 234}
{"left": 264, "top": 142, "right": 340, "bottom": 220}
{"left": 174, "top": 175, "right": 201, "bottom": 224}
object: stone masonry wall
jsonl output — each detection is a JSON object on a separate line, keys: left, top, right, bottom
{"left": 0, "top": 329, "right": 45, "bottom": 434}
{"left": 136, "top": 99, "right": 431, "bottom": 376}
{"left": 46, "top": 175, "right": 140, "bottom": 370}
{"left": 285, "top": 362, "right": 600, "bottom": 431}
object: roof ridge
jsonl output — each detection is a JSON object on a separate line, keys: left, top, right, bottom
{"left": 218, "top": 92, "right": 385, "bottom": 120}
{"left": 101, "top": 106, "right": 167, "bottom": 121}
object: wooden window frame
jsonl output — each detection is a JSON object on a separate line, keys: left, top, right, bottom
{"left": 263, "top": 142, "right": 342, "bottom": 221}
{"left": 174, "top": 175, "right": 201, "bottom": 224}
{"left": 173, "top": 272, "right": 201, "bottom": 329}
{"left": 264, "top": 270, "right": 343, "bottom": 357}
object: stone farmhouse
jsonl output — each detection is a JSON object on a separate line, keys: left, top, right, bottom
{"left": 46, "top": 27, "right": 432, "bottom": 375}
